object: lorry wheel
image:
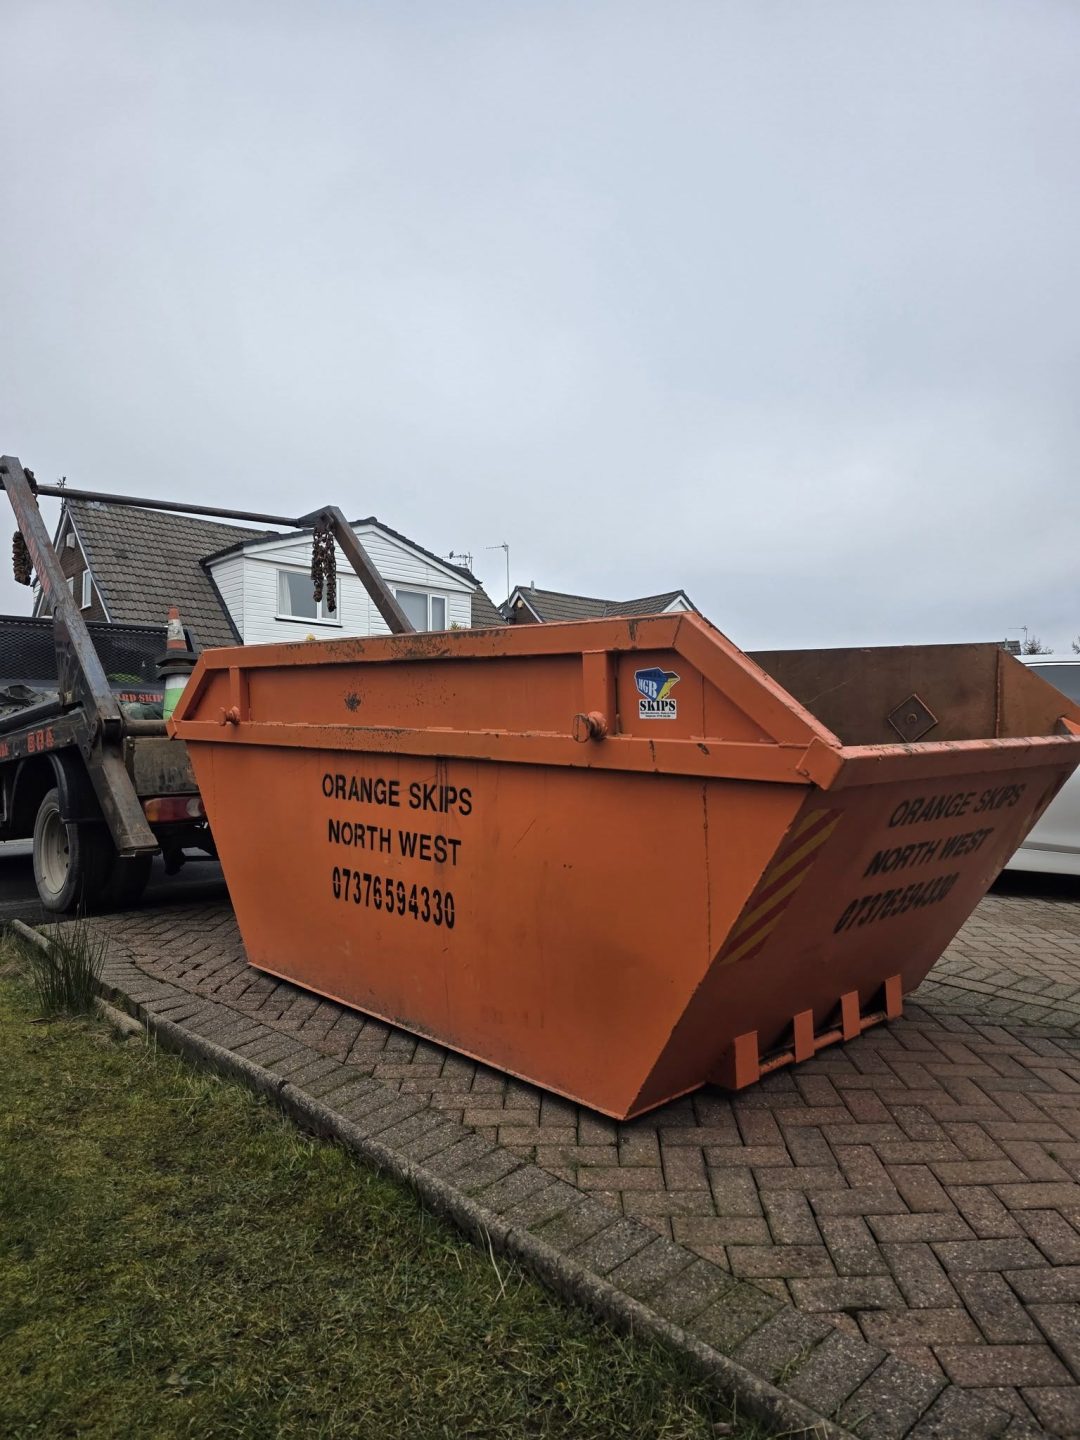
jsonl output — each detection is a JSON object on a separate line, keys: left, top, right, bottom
{"left": 100, "top": 853, "right": 153, "bottom": 910}
{"left": 32, "top": 787, "right": 112, "bottom": 913}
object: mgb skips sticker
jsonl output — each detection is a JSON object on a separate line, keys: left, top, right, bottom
{"left": 635, "top": 667, "right": 680, "bottom": 719}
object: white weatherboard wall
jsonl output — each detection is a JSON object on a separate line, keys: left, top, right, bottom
{"left": 210, "top": 552, "right": 245, "bottom": 636}
{"left": 207, "top": 525, "right": 474, "bottom": 645}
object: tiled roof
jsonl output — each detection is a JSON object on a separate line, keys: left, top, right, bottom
{"left": 604, "top": 590, "right": 693, "bottom": 617}
{"left": 470, "top": 586, "right": 506, "bottom": 628}
{"left": 508, "top": 586, "right": 693, "bottom": 623}
{"left": 67, "top": 500, "right": 276, "bottom": 648}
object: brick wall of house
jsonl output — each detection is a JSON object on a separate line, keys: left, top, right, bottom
{"left": 509, "top": 596, "right": 539, "bottom": 625}
{"left": 53, "top": 528, "right": 109, "bottom": 623}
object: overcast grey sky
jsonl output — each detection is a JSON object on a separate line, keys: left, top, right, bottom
{"left": 3, "top": 1, "right": 1078, "bottom": 650}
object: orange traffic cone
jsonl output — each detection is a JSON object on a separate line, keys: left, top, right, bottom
{"left": 159, "top": 605, "right": 197, "bottom": 720}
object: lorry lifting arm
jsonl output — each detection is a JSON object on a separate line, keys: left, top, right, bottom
{"left": 2, "top": 456, "right": 158, "bottom": 855}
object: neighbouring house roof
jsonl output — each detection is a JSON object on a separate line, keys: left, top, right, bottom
{"left": 505, "top": 586, "right": 695, "bottom": 624}
{"left": 66, "top": 500, "right": 275, "bottom": 648}
{"left": 60, "top": 499, "right": 504, "bottom": 644}
{"left": 468, "top": 586, "right": 506, "bottom": 628}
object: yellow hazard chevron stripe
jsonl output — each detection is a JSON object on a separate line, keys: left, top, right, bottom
{"left": 717, "top": 808, "right": 842, "bottom": 968}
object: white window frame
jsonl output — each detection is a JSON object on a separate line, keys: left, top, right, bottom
{"left": 392, "top": 586, "right": 450, "bottom": 632}
{"left": 275, "top": 567, "right": 342, "bottom": 627}
{"left": 66, "top": 575, "right": 75, "bottom": 598}
{"left": 80, "top": 570, "right": 92, "bottom": 610}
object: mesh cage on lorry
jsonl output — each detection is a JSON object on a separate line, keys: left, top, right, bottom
{"left": 0, "top": 616, "right": 170, "bottom": 692}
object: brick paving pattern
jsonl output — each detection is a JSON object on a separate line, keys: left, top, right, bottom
{"left": 95, "top": 888, "right": 1080, "bottom": 1435}
{"left": 919, "top": 890, "right": 1080, "bottom": 1033}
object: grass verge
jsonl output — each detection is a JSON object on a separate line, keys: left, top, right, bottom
{"left": 0, "top": 965, "right": 772, "bottom": 1439}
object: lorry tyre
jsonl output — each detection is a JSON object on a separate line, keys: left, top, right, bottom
{"left": 32, "top": 786, "right": 112, "bottom": 913}
{"left": 100, "top": 852, "right": 153, "bottom": 910}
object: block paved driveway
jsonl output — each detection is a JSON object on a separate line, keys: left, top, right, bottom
{"left": 97, "top": 882, "right": 1080, "bottom": 1435}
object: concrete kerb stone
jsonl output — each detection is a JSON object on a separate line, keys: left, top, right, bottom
{"left": 95, "top": 997, "right": 147, "bottom": 1040}
{"left": 10, "top": 919, "right": 1023, "bottom": 1440}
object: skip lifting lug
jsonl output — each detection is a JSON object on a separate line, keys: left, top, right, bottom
{"left": 572, "top": 711, "right": 609, "bottom": 742}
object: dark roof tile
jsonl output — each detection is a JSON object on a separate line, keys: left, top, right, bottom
{"left": 508, "top": 586, "right": 694, "bottom": 623}
{"left": 470, "top": 586, "right": 506, "bottom": 628}
{"left": 68, "top": 501, "right": 277, "bottom": 648}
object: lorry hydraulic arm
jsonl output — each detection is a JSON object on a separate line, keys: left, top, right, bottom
{"left": 0, "top": 456, "right": 158, "bottom": 853}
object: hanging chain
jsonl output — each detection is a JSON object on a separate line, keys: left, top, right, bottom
{"left": 12, "top": 531, "right": 32, "bottom": 585}
{"left": 13, "top": 471, "right": 43, "bottom": 584}
{"left": 311, "top": 516, "right": 337, "bottom": 615}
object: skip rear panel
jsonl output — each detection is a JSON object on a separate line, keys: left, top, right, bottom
{"left": 196, "top": 742, "right": 802, "bottom": 1117}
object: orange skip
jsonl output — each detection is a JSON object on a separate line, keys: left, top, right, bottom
{"left": 170, "top": 615, "right": 1080, "bottom": 1118}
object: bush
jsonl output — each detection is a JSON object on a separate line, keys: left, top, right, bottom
{"left": 13, "top": 917, "right": 106, "bottom": 1014}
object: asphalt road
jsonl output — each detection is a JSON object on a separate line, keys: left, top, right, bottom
{"left": 0, "top": 840, "right": 228, "bottom": 925}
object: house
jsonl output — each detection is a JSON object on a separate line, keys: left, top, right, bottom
{"left": 35, "top": 499, "right": 504, "bottom": 647}
{"left": 202, "top": 519, "right": 504, "bottom": 642}
{"left": 502, "top": 584, "right": 696, "bottom": 626}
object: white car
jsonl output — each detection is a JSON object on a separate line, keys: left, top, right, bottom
{"left": 1005, "top": 657, "right": 1080, "bottom": 876}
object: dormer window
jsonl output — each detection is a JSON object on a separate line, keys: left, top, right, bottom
{"left": 277, "top": 568, "right": 340, "bottom": 625}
